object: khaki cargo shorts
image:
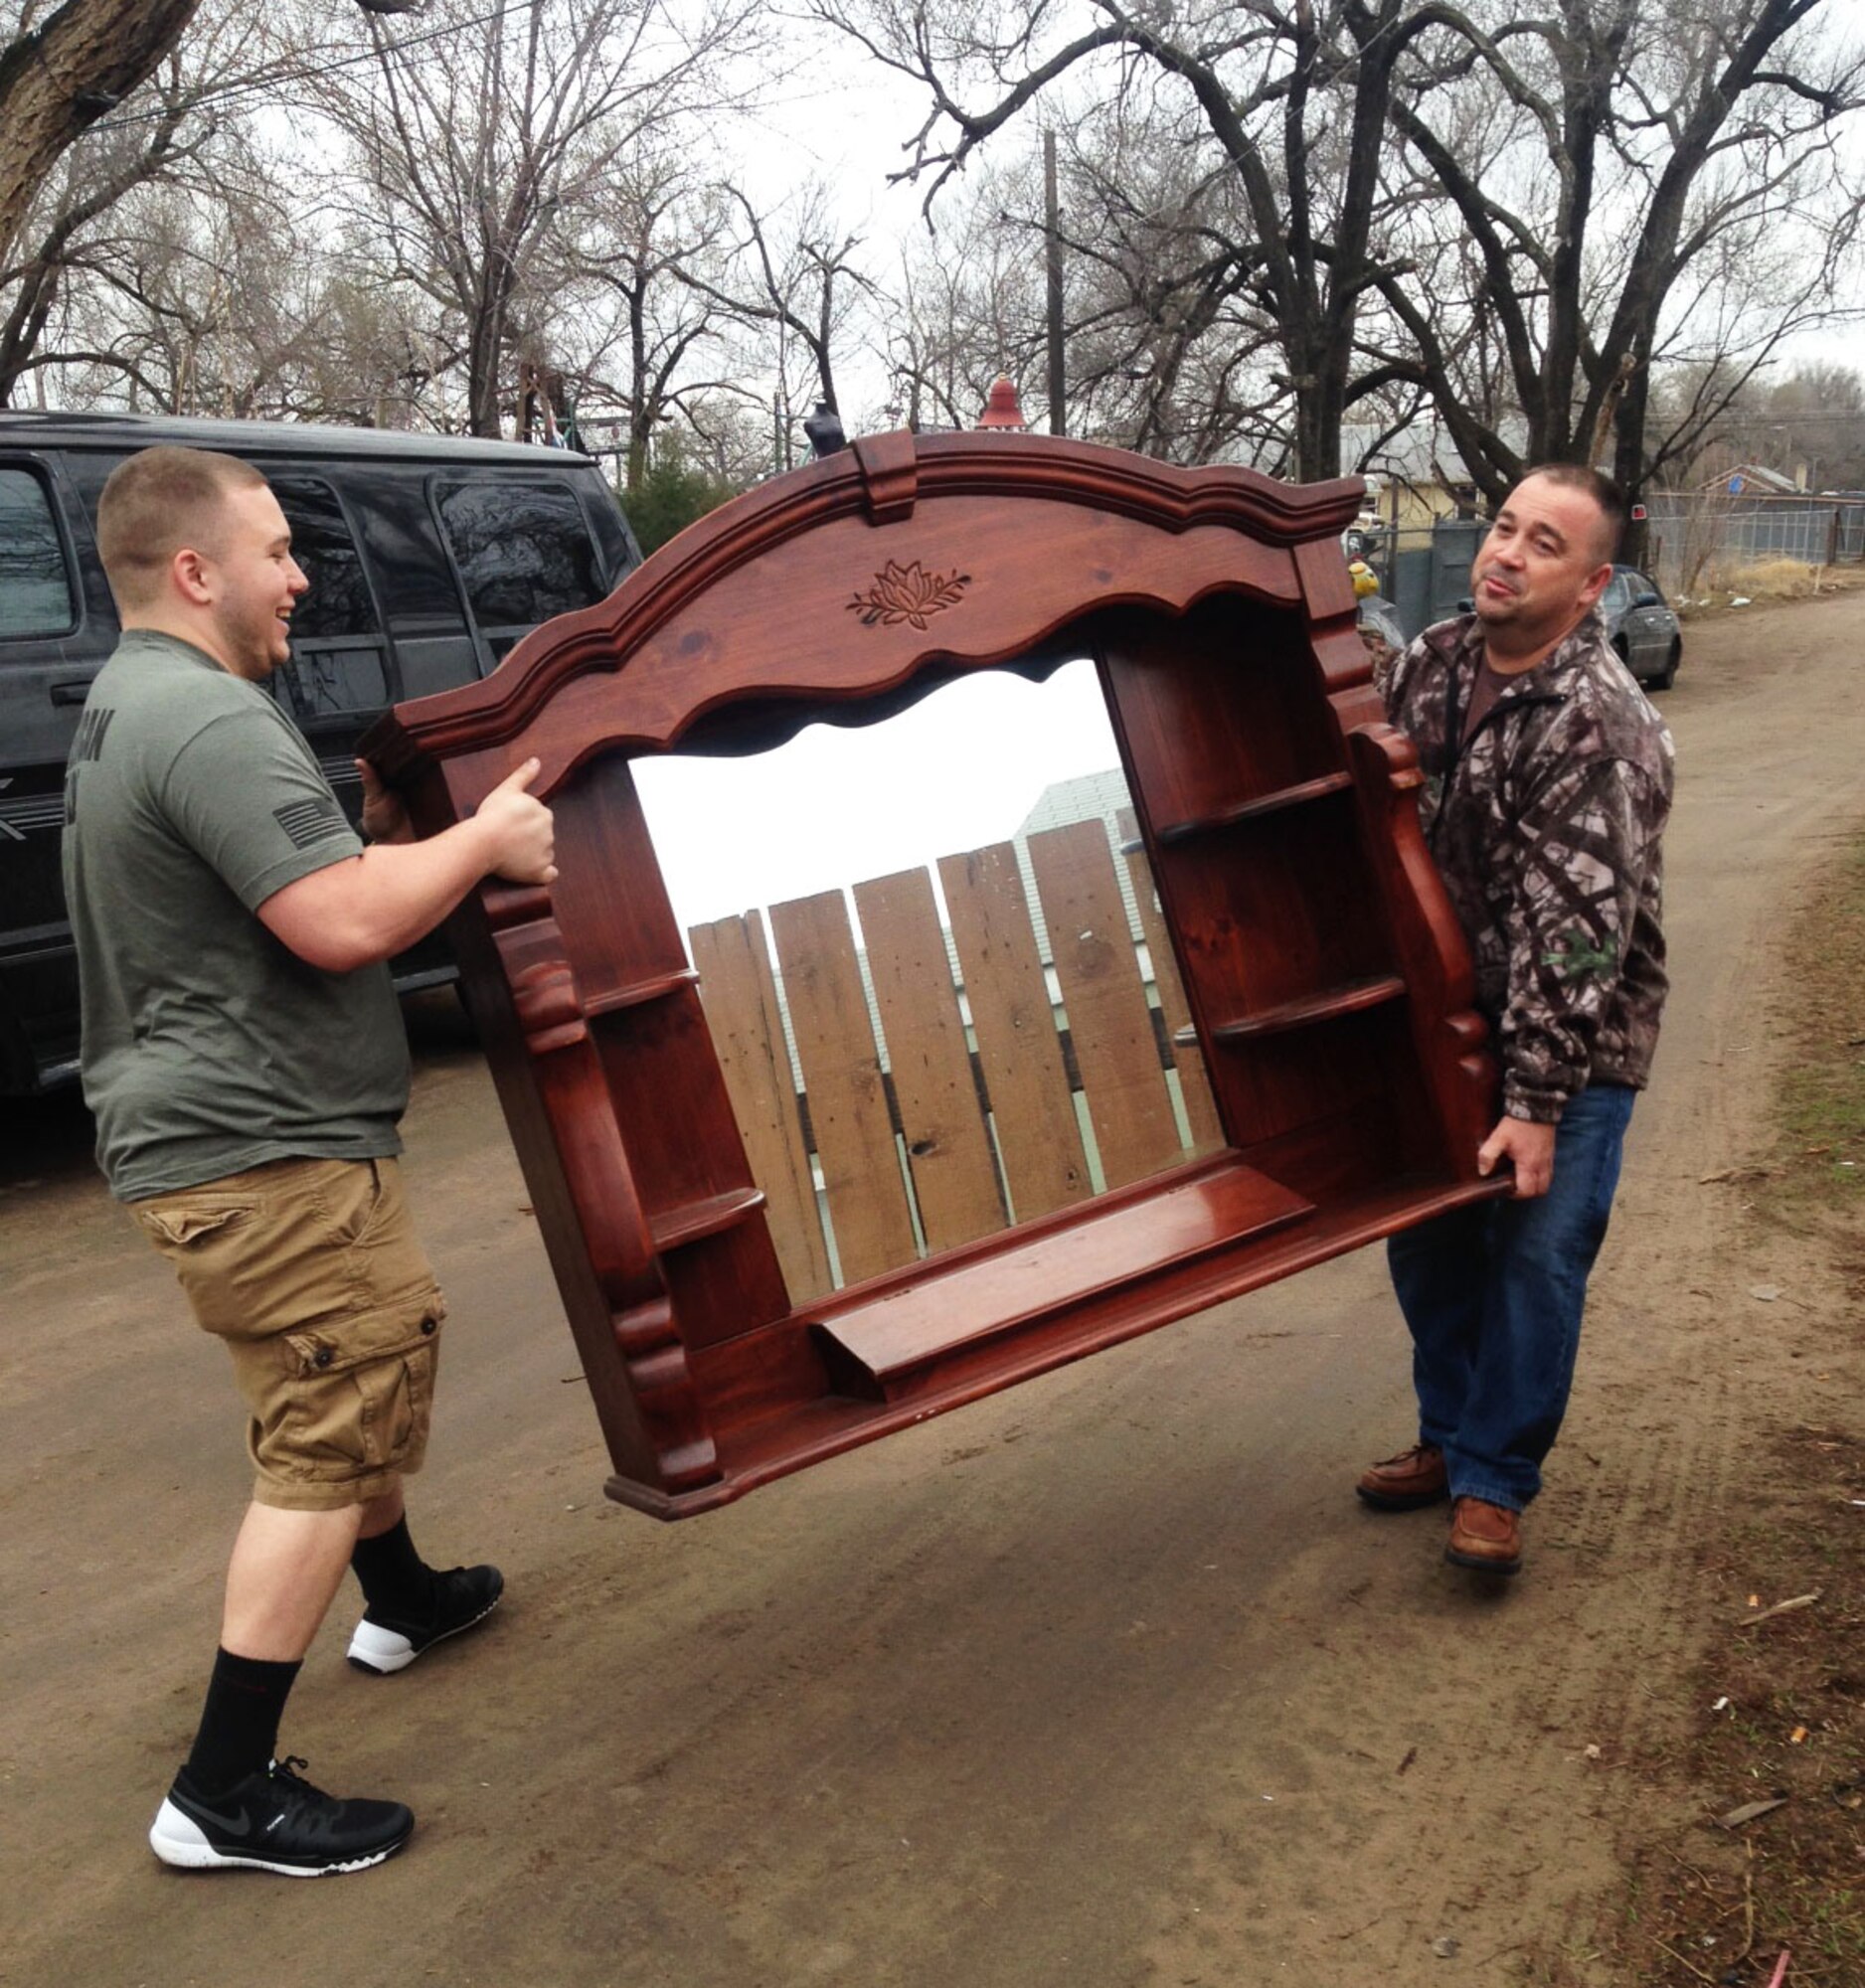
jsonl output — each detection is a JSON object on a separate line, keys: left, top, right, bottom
{"left": 131, "top": 1155, "right": 446, "bottom": 1512}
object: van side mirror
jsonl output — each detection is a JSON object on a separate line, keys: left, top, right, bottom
{"left": 1632, "top": 591, "right": 1660, "bottom": 610}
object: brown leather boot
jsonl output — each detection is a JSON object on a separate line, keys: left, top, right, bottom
{"left": 1355, "top": 1441, "right": 1448, "bottom": 1510}
{"left": 1445, "top": 1496, "right": 1522, "bottom": 1574}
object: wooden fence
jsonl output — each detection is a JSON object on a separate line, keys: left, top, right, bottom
{"left": 686, "top": 806, "right": 1223, "bottom": 1301}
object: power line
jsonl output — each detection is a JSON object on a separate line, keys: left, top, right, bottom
{"left": 76, "top": 0, "right": 547, "bottom": 134}
{"left": 1724, "top": 408, "right": 1865, "bottom": 424}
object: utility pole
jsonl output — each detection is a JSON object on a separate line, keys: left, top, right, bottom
{"left": 1045, "top": 130, "right": 1065, "bottom": 437}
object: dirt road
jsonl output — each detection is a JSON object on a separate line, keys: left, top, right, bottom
{"left": 5, "top": 591, "right": 1863, "bottom": 1988}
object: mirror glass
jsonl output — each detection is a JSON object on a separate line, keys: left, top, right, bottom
{"left": 630, "top": 659, "right": 1222, "bottom": 1296}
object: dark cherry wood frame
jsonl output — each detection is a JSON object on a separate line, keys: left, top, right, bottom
{"left": 367, "top": 428, "right": 1504, "bottom": 1519}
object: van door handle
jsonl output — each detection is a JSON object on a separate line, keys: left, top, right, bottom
{"left": 49, "top": 680, "right": 92, "bottom": 706}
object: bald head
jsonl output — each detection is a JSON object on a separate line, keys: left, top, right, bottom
{"left": 96, "top": 446, "right": 269, "bottom": 612}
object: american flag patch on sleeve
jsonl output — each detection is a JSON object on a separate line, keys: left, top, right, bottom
{"left": 272, "top": 794, "right": 348, "bottom": 849}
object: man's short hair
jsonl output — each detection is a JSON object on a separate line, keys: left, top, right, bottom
{"left": 96, "top": 446, "right": 268, "bottom": 609}
{"left": 1518, "top": 461, "right": 1626, "bottom": 567}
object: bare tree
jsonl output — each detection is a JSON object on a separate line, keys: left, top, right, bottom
{"left": 0, "top": 0, "right": 421, "bottom": 300}
{"left": 1657, "top": 356, "right": 1865, "bottom": 491}
{"left": 556, "top": 159, "right": 749, "bottom": 489}
{"left": 1016, "top": 115, "right": 1289, "bottom": 461}
{"left": 878, "top": 156, "right": 1046, "bottom": 433}
{"left": 819, "top": 0, "right": 1451, "bottom": 479}
{"left": 28, "top": 136, "right": 359, "bottom": 419}
{"left": 672, "top": 181, "right": 878, "bottom": 471}
{"left": 0, "top": 83, "right": 206, "bottom": 403}
{"left": 820, "top": 0, "right": 1865, "bottom": 507}
{"left": 868, "top": 122, "right": 1287, "bottom": 460}
{"left": 301, "top": 0, "right": 764, "bottom": 438}
{"left": 1, "top": 0, "right": 204, "bottom": 279}
{"left": 731, "top": 183, "right": 873, "bottom": 431}
{"left": 1372, "top": 0, "right": 1865, "bottom": 521}
{"left": 0, "top": 0, "right": 285, "bottom": 405}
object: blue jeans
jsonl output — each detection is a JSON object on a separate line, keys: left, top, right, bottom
{"left": 1386, "top": 1083, "right": 1636, "bottom": 1512}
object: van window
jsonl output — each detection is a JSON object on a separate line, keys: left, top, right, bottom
{"left": 271, "top": 475, "right": 381, "bottom": 639}
{"left": 435, "top": 479, "right": 602, "bottom": 650}
{"left": 0, "top": 466, "right": 77, "bottom": 639}
{"left": 266, "top": 473, "right": 392, "bottom": 723}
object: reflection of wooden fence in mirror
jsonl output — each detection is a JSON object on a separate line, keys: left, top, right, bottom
{"left": 684, "top": 811, "right": 1225, "bottom": 1304}
{"left": 366, "top": 427, "right": 1509, "bottom": 1519}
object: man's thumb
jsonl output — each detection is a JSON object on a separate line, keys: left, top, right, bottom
{"left": 494, "top": 755, "right": 542, "bottom": 797}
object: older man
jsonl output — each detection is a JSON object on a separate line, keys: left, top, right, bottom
{"left": 1355, "top": 465, "right": 1674, "bottom": 1577}
{"left": 64, "top": 446, "right": 556, "bottom": 1874}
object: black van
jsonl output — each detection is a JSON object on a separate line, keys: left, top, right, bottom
{"left": 0, "top": 411, "right": 640, "bottom": 1094}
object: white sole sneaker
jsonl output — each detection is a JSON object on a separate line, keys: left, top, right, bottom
{"left": 346, "top": 1566, "right": 503, "bottom": 1675}
{"left": 150, "top": 1798, "right": 405, "bottom": 1876}
{"left": 345, "top": 1619, "right": 424, "bottom": 1675}
{"left": 148, "top": 1759, "right": 413, "bottom": 1877}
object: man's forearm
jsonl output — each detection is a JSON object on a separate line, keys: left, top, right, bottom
{"left": 259, "top": 816, "right": 505, "bottom": 972}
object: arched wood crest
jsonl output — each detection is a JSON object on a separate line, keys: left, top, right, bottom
{"left": 367, "top": 429, "right": 1503, "bottom": 1519}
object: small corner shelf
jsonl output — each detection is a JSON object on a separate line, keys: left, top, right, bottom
{"left": 648, "top": 1186, "right": 767, "bottom": 1252}
{"left": 1154, "top": 770, "right": 1353, "bottom": 847}
{"left": 1178, "top": 973, "right": 1408, "bottom": 1048}
{"left": 583, "top": 967, "right": 703, "bottom": 1019}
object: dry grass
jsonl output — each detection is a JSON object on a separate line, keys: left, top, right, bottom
{"left": 1765, "top": 834, "right": 1865, "bottom": 1231}
{"left": 1682, "top": 564, "right": 1865, "bottom": 613}
{"left": 1727, "top": 559, "right": 1831, "bottom": 597}
{"left": 1613, "top": 1442, "right": 1865, "bottom": 1988}
{"left": 1526, "top": 826, "right": 1865, "bottom": 1988}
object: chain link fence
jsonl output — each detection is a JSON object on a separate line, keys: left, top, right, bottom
{"left": 1640, "top": 493, "right": 1865, "bottom": 597}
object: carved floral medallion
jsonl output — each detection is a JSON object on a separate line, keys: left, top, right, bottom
{"left": 846, "top": 559, "right": 972, "bottom": 630}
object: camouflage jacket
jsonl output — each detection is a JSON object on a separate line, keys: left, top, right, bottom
{"left": 1376, "top": 610, "right": 1674, "bottom": 1123}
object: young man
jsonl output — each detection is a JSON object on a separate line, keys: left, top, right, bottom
{"left": 63, "top": 446, "right": 557, "bottom": 1875}
{"left": 1355, "top": 466, "right": 1673, "bottom": 1577}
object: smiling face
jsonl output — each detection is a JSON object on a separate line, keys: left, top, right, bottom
{"left": 198, "top": 483, "right": 309, "bottom": 682}
{"left": 1469, "top": 474, "right": 1614, "bottom": 667}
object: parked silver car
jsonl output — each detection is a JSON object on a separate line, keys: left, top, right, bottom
{"left": 1601, "top": 565, "right": 1682, "bottom": 691}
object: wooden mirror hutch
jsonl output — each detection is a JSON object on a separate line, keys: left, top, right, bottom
{"left": 366, "top": 421, "right": 1505, "bottom": 1520}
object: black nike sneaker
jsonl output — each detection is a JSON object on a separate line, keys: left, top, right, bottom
{"left": 149, "top": 1756, "right": 413, "bottom": 1876}
{"left": 346, "top": 1563, "right": 504, "bottom": 1675}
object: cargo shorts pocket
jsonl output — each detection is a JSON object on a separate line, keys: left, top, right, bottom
{"left": 268, "top": 1302, "right": 444, "bottom": 1485}
{"left": 131, "top": 1194, "right": 266, "bottom": 1339}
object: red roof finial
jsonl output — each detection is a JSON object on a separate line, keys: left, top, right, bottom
{"left": 976, "top": 375, "right": 1029, "bottom": 430}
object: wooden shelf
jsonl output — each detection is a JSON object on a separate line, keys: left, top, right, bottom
{"left": 1154, "top": 770, "right": 1353, "bottom": 846}
{"left": 648, "top": 1186, "right": 767, "bottom": 1252}
{"left": 1176, "top": 973, "right": 1407, "bottom": 1048}
{"left": 641, "top": 1168, "right": 1515, "bottom": 1520}
{"left": 583, "top": 967, "right": 702, "bottom": 1018}
{"left": 810, "top": 1157, "right": 1314, "bottom": 1401}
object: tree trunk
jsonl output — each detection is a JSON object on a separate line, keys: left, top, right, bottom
{"left": 0, "top": 0, "right": 200, "bottom": 270}
{"left": 466, "top": 296, "right": 506, "bottom": 439}
{"left": 1612, "top": 351, "right": 1654, "bottom": 569}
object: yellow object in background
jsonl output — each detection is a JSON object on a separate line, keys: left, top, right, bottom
{"left": 1348, "top": 560, "right": 1379, "bottom": 598}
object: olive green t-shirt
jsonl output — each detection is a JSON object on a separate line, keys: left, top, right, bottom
{"left": 61, "top": 631, "right": 409, "bottom": 1200}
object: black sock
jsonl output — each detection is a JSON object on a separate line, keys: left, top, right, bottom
{"left": 350, "top": 1516, "right": 437, "bottom": 1624}
{"left": 183, "top": 1648, "right": 301, "bottom": 1795}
